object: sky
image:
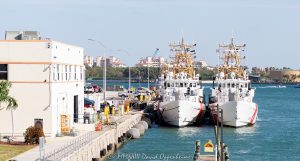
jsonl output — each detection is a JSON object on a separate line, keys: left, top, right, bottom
{"left": 1, "top": 0, "right": 300, "bottom": 68}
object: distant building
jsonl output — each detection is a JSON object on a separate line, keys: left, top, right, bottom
{"left": 84, "top": 55, "right": 94, "bottom": 67}
{"left": 0, "top": 31, "right": 84, "bottom": 137}
{"left": 249, "top": 75, "right": 261, "bottom": 83}
{"left": 269, "top": 70, "right": 300, "bottom": 82}
{"left": 136, "top": 56, "right": 166, "bottom": 67}
{"left": 194, "top": 60, "right": 209, "bottom": 68}
{"left": 5, "top": 31, "right": 42, "bottom": 40}
{"left": 95, "top": 56, "right": 126, "bottom": 67}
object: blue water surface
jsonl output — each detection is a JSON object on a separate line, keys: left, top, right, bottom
{"left": 100, "top": 83, "right": 300, "bottom": 161}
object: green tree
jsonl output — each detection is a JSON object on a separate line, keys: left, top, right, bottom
{"left": 0, "top": 81, "right": 18, "bottom": 137}
{"left": 282, "top": 74, "right": 290, "bottom": 82}
{"left": 291, "top": 74, "right": 297, "bottom": 82}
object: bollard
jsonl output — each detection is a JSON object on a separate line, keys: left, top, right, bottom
{"left": 107, "top": 144, "right": 113, "bottom": 151}
{"left": 118, "top": 137, "right": 122, "bottom": 143}
{"left": 100, "top": 149, "right": 107, "bottom": 157}
{"left": 193, "top": 140, "right": 201, "bottom": 161}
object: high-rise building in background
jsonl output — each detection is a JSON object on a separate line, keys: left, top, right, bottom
{"left": 136, "top": 56, "right": 166, "bottom": 67}
{"left": 95, "top": 56, "right": 126, "bottom": 68}
{"left": 84, "top": 56, "right": 94, "bottom": 67}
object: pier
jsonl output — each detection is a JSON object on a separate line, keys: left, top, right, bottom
{"left": 11, "top": 112, "right": 145, "bottom": 161}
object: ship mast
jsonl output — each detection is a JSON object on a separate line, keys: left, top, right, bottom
{"left": 168, "top": 37, "right": 196, "bottom": 78}
{"left": 218, "top": 37, "right": 246, "bottom": 79}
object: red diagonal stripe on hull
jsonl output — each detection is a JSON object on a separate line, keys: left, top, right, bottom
{"left": 250, "top": 104, "right": 258, "bottom": 124}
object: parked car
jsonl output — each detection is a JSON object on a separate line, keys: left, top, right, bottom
{"left": 118, "top": 91, "right": 129, "bottom": 98}
{"left": 84, "top": 83, "right": 94, "bottom": 94}
{"left": 92, "top": 84, "right": 101, "bottom": 93}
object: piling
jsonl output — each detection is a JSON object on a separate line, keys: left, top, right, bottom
{"left": 193, "top": 140, "right": 201, "bottom": 161}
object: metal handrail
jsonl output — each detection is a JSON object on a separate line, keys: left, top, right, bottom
{"left": 41, "top": 131, "right": 101, "bottom": 161}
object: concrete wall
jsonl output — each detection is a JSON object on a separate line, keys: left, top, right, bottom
{"left": 0, "top": 40, "right": 84, "bottom": 137}
{"left": 0, "top": 83, "right": 52, "bottom": 136}
{"left": 62, "top": 113, "right": 142, "bottom": 161}
{"left": 0, "top": 40, "right": 51, "bottom": 62}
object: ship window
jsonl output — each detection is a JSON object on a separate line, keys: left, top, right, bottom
{"left": 227, "top": 83, "right": 230, "bottom": 88}
{"left": 193, "top": 83, "right": 196, "bottom": 87}
{"left": 232, "top": 83, "right": 235, "bottom": 88}
{"left": 167, "top": 83, "right": 170, "bottom": 87}
{"left": 171, "top": 83, "right": 174, "bottom": 87}
{"left": 189, "top": 83, "right": 192, "bottom": 87}
{"left": 184, "top": 83, "right": 187, "bottom": 87}
{"left": 180, "top": 83, "right": 183, "bottom": 87}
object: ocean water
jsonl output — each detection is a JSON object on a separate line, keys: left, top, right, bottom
{"left": 102, "top": 83, "right": 300, "bottom": 161}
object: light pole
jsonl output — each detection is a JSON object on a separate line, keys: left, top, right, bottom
{"left": 135, "top": 69, "right": 141, "bottom": 87}
{"left": 88, "top": 39, "right": 107, "bottom": 101}
{"left": 147, "top": 60, "right": 149, "bottom": 89}
{"left": 115, "top": 49, "right": 131, "bottom": 92}
{"left": 148, "top": 48, "right": 159, "bottom": 90}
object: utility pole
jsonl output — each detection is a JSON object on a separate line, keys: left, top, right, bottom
{"left": 148, "top": 48, "right": 159, "bottom": 89}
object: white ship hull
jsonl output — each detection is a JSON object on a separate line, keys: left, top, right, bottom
{"left": 210, "top": 101, "right": 258, "bottom": 127}
{"left": 159, "top": 100, "right": 205, "bottom": 127}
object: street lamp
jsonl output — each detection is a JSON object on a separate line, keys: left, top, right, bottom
{"left": 88, "top": 39, "right": 107, "bottom": 101}
{"left": 115, "top": 49, "right": 131, "bottom": 92}
{"left": 147, "top": 48, "right": 159, "bottom": 89}
{"left": 137, "top": 70, "right": 141, "bottom": 87}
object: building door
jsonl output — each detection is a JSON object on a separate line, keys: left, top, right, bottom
{"left": 74, "top": 95, "right": 78, "bottom": 123}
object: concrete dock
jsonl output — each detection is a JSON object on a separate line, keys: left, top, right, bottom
{"left": 11, "top": 112, "right": 143, "bottom": 161}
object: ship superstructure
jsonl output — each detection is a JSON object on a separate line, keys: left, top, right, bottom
{"left": 209, "top": 38, "right": 258, "bottom": 127}
{"left": 158, "top": 38, "right": 205, "bottom": 127}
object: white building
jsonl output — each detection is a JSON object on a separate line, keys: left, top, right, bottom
{"left": 0, "top": 31, "right": 85, "bottom": 137}
{"left": 194, "top": 60, "right": 208, "bottom": 68}
{"left": 84, "top": 55, "right": 94, "bottom": 67}
{"left": 136, "top": 56, "right": 165, "bottom": 67}
{"left": 95, "top": 56, "right": 126, "bottom": 68}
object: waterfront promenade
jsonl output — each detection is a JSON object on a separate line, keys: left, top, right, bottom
{"left": 11, "top": 112, "right": 143, "bottom": 161}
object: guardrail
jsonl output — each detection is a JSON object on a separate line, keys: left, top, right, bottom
{"left": 41, "top": 131, "right": 101, "bottom": 161}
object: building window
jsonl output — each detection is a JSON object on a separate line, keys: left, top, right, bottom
{"left": 0, "top": 64, "right": 8, "bottom": 80}
{"left": 74, "top": 66, "right": 77, "bottom": 80}
{"left": 57, "top": 64, "right": 60, "bottom": 81}
{"left": 65, "top": 65, "right": 68, "bottom": 81}
{"left": 52, "top": 65, "right": 56, "bottom": 81}
{"left": 61, "top": 65, "right": 63, "bottom": 81}
{"left": 69, "top": 66, "right": 71, "bottom": 80}
{"left": 80, "top": 67, "right": 83, "bottom": 80}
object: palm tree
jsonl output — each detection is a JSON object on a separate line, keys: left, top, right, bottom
{"left": 0, "top": 81, "right": 18, "bottom": 137}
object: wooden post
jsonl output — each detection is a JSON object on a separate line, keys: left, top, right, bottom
{"left": 221, "top": 109, "right": 224, "bottom": 161}
{"left": 216, "top": 104, "right": 220, "bottom": 161}
{"left": 193, "top": 140, "right": 201, "bottom": 161}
